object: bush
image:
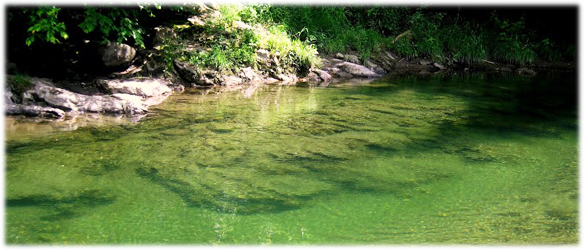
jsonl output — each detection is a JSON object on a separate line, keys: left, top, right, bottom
{"left": 487, "top": 13, "right": 536, "bottom": 65}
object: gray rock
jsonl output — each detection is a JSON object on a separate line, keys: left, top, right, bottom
{"left": 6, "top": 104, "right": 65, "bottom": 118}
{"left": 256, "top": 49, "right": 270, "bottom": 60}
{"left": 208, "top": 1, "right": 220, "bottom": 10}
{"left": 220, "top": 76, "right": 243, "bottom": 87}
{"left": 22, "top": 90, "right": 36, "bottom": 105}
{"left": 333, "top": 71, "right": 354, "bottom": 79}
{"left": 371, "top": 51, "right": 396, "bottom": 71}
{"left": 419, "top": 59, "right": 433, "bottom": 66}
{"left": 337, "top": 62, "right": 381, "bottom": 78}
{"left": 265, "top": 77, "right": 279, "bottom": 84}
{"left": 144, "top": 58, "right": 166, "bottom": 75}
{"left": 232, "top": 21, "right": 252, "bottom": 30}
{"left": 335, "top": 53, "right": 344, "bottom": 59}
{"left": 275, "top": 74, "right": 291, "bottom": 82}
{"left": 239, "top": 67, "right": 260, "bottom": 82}
{"left": 343, "top": 54, "right": 360, "bottom": 64}
{"left": 365, "top": 59, "right": 387, "bottom": 75}
{"left": 174, "top": 59, "right": 202, "bottom": 85}
{"left": 187, "top": 16, "right": 206, "bottom": 27}
{"left": 5, "top": 88, "right": 14, "bottom": 105}
{"left": 328, "top": 67, "right": 341, "bottom": 75}
{"left": 193, "top": 2, "right": 211, "bottom": 12}
{"left": 101, "top": 78, "right": 172, "bottom": 97}
{"left": 307, "top": 72, "right": 321, "bottom": 82}
{"left": 276, "top": 74, "right": 298, "bottom": 84}
{"left": 517, "top": 68, "right": 537, "bottom": 76}
{"left": 32, "top": 78, "right": 149, "bottom": 114}
{"left": 101, "top": 42, "right": 136, "bottom": 67}
{"left": 433, "top": 62, "right": 447, "bottom": 70}
{"left": 313, "top": 69, "right": 332, "bottom": 82}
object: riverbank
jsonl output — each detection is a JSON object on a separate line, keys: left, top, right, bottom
{"left": 4, "top": 3, "right": 576, "bottom": 120}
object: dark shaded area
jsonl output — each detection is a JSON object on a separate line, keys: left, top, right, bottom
{"left": 5, "top": 6, "right": 194, "bottom": 81}
{"left": 372, "top": 72, "right": 577, "bottom": 140}
{"left": 428, "top": 6, "right": 578, "bottom": 53}
{"left": 344, "top": 5, "right": 578, "bottom": 48}
{"left": 6, "top": 189, "right": 116, "bottom": 207}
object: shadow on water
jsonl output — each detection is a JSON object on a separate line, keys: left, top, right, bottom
{"left": 6, "top": 189, "right": 116, "bottom": 208}
{"left": 348, "top": 72, "right": 576, "bottom": 144}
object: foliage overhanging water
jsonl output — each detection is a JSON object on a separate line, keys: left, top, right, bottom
{"left": 5, "top": 73, "right": 578, "bottom": 245}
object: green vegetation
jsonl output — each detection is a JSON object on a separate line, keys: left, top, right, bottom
{"left": 160, "top": 4, "right": 320, "bottom": 76}
{"left": 248, "top": 5, "right": 571, "bottom": 66}
{"left": 183, "top": 29, "right": 259, "bottom": 73}
{"left": 23, "top": 7, "right": 68, "bottom": 46}
{"left": 7, "top": 3, "right": 575, "bottom": 78}
{"left": 77, "top": 6, "right": 147, "bottom": 48}
{"left": 251, "top": 6, "right": 387, "bottom": 61}
{"left": 14, "top": 6, "right": 151, "bottom": 48}
{"left": 212, "top": 4, "right": 321, "bottom": 71}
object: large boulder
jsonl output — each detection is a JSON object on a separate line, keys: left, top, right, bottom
{"left": 173, "top": 59, "right": 217, "bottom": 86}
{"left": 239, "top": 67, "right": 262, "bottom": 83}
{"left": 101, "top": 42, "right": 136, "bottom": 68}
{"left": 313, "top": 69, "right": 332, "bottom": 82}
{"left": 100, "top": 78, "right": 172, "bottom": 97}
{"left": 337, "top": 62, "right": 382, "bottom": 78}
{"left": 220, "top": 75, "right": 243, "bottom": 87}
{"left": 370, "top": 51, "right": 397, "bottom": 72}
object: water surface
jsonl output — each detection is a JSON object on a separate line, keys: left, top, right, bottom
{"left": 5, "top": 73, "right": 578, "bottom": 244}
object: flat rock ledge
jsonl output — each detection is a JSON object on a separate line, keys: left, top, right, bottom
{"left": 6, "top": 77, "right": 174, "bottom": 118}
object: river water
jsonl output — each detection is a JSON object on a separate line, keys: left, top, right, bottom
{"left": 4, "top": 73, "right": 578, "bottom": 245}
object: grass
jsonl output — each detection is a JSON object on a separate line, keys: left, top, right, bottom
{"left": 255, "top": 25, "right": 321, "bottom": 70}
{"left": 252, "top": 5, "right": 568, "bottom": 66}
{"left": 210, "top": 4, "right": 321, "bottom": 73}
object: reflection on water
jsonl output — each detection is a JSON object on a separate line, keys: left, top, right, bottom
{"left": 4, "top": 113, "right": 145, "bottom": 141}
{"left": 5, "top": 73, "right": 578, "bottom": 244}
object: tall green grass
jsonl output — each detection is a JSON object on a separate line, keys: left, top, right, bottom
{"left": 253, "top": 5, "right": 566, "bottom": 66}
{"left": 252, "top": 6, "right": 389, "bottom": 61}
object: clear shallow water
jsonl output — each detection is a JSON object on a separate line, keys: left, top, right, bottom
{"left": 4, "top": 73, "right": 578, "bottom": 245}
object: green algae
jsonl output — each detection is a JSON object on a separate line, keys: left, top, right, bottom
{"left": 5, "top": 73, "right": 578, "bottom": 244}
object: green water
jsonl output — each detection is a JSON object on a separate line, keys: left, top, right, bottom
{"left": 4, "top": 73, "right": 578, "bottom": 245}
